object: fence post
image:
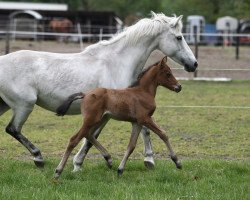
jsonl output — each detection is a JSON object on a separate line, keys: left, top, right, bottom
{"left": 194, "top": 26, "right": 198, "bottom": 78}
{"left": 99, "top": 28, "right": 103, "bottom": 41}
{"left": 235, "top": 20, "right": 240, "bottom": 60}
{"left": 77, "top": 23, "right": 83, "bottom": 51}
{"left": 5, "top": 17, "right": 11, "bottom": 54}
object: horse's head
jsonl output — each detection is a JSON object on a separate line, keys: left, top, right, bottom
{"left": 153, "top": 13, "right": 198, "bottom": 72}
{"left": 156, "top": 57, "right": 181, "bottom": 93}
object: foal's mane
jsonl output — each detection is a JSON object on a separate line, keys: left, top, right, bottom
{"left": 85, "top": 12, "right": 183, "bottom": 51}
{"left": 129, "top": 61, "right": 160, "bottom": 88}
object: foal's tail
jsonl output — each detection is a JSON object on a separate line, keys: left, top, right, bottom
{"left": 56, "top": 92, "right": 85, "bottom": 116}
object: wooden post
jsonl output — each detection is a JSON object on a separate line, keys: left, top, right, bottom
{"left": 194, "top": 26, "right": 198, "bottom": 78}
{"left": 235, "top": 20, "right": 240, "bottom": 60}
{"left": 5, "top": 18, "right": 11, "bottom": 54}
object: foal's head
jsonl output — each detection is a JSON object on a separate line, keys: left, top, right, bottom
{"left": 155, "top": 57, "right": 182, "bottom": 93}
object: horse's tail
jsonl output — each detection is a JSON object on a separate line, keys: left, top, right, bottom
{"left": 56, "top": 92, "right": 85, "bottom": 116}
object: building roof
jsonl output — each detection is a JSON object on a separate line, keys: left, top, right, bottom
{"left": 0, "top": 2, "right": 68, "bottom": 11}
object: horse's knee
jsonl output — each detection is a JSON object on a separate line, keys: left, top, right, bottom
{"left": 5, "top": 123, "right": 18, "bottom": 135}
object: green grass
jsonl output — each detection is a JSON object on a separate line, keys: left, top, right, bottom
{"left": 0, "top": 159, "right": 249, "bottom": 200}
{"left": 0, "top": 81, "right": 250, "bottom": 199}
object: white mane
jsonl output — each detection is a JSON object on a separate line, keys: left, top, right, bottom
{"left": 101, "top": 12, "right": 183, "bottom": 46}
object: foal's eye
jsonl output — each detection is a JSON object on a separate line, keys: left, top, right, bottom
{"left": 176, "top": 36, "right": 182, "bottom": 41}
{"left": 166, "top": 73, "right": 172, "bottom": 78}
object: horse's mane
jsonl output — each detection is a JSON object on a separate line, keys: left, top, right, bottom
{"left": 129, "top": 61, "right": 161, "bottom": 88}
{"left": 84, "top": 12, "right": 183, "bottom": 52}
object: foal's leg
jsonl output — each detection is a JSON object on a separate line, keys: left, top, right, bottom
{"left": 54, "top": 126, "right": 89, "bottom": 179}
{"left": 118, "top": 123, "right": 142, "bottom": 176}
{"left": 73, "top": 115, "right": 110, "bottom": 172}
{"left": 86, "top": 135, "right": 112, "bottom": 169}
{"left": 142, "top": 118, "right": 182, "bottom": 169}
{"left": 141, "top": 126, "right": 155, "bottom": 169}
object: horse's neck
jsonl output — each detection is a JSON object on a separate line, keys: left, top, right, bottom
{"left": 138, "top": 67, "right": 158, "bottom": 97}
{"left": 96, "top": 36, "right": 159, "bottom": 88}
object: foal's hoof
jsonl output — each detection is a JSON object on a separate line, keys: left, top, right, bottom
{"left": 144, "top": 157, "right": 155, "bottom": 170}
{"left": 117, "top": 168, "right": 123, "bottom": 177}
{"left": 104, "top": 156, "right": 112, "bottom": 169}
{"left": 51, "top": 177, "right": 60, "bottom": 184}
{"left": 33, "top": 158, "right": 45, "bottom": 168}
{"left": 106, "top": 160, "right": 112, "bottom": 169}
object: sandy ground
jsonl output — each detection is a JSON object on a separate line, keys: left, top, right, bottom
{"left": 0, "top": 40, "right": 249, "bottom": 80}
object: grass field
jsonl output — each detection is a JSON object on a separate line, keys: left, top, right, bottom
{"left": 0, "top": 81, "right": 249, "bottom": 199}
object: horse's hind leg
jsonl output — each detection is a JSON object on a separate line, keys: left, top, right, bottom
{"left": 142, "top": 118, "right": 182, "bottom": 169}
{"left": 73, "top": 115, "right": 110, "bottom": 172}
{"left": 118, "top": 123, "right": 142, "bottom": 176}
{"left": 141, "top": 127, "right": 155, "bottom": 169}
{"left": 5, "top": 100, "right": 44, "bottom": 168}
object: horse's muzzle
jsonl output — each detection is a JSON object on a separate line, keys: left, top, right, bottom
{"left": 184, "top": 61, "right": 198, "bottom": 72}
{"left": 174, "top": 84, "right": 182, "bottom": 93}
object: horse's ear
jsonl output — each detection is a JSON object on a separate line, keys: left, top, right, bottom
{"left": 171, "top": 15, "right": 183, "bottom": 27}
{"left": 151, "top": 11, "right": 157, "bottom": 18}
{"left": 160, "top": 57, "right": 167, "bottom": 68}
{"left": 163, "top": 57, "right": 167, "bottom": 63}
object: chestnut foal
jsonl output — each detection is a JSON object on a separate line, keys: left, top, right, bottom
{"left": 54, "top": 57, "right": 182, "bottom": 179}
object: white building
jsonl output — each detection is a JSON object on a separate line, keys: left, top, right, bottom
{"left": 216, "top": 16, "right": 238, "bottom": 45}
{"left": 186, "top": 15, "right": 205, "bottom": 44}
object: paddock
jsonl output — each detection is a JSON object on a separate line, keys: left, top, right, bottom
{"left": 0, "top": 80, "right": 249, "bottom": 199}
{"left": 0, "top": 40, "right": 249, "bottom": 199}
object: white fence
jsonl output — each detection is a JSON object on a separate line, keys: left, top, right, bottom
{"left": 0, "top": 29, "right": 250, "bottom": 42}
{"left": 0, "top": 30, "right": 249, "bottom": 81}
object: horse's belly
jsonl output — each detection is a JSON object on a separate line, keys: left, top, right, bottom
{"left": 36, "top": 96, "right": 81, "bottom": 115}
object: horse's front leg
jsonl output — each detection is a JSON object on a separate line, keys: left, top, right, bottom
{"left": 5, "top": 101, "right": 44, "bottom": 167}
{"left": 142, "top": 118, "right": 182, "bottom": 169}
{"left": 73, "top": 115, "right": 110, "bottom": 172}
{"left": 141, "top": 126, "right": 155, "bottom": 169}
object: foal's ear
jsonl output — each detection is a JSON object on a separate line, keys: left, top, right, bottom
{"left": 160, "top": 57, "right": 167, "bottom": 68}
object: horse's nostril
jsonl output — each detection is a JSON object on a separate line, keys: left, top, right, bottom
{"left": 194, "top": 62, "right": 198, "bottom": 67}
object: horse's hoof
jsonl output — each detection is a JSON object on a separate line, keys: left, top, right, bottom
{"left": 117, "top": 168, "right": 123, "bottom": 177}
{"left": 72, "top": 165, "right": 82, "bottom": 173}
{"left": 176, "top": 162, "right": 182, "bottom": 169}
{"left": 33, "top": 158, "right": 45, "bottom": 168}
{"left": 144, "top": 157, "right": 155, "bottom": 170}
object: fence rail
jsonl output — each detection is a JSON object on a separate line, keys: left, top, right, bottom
{"left": 0, "top": 30, "right": 249, "bottom": 80}
{"left": 0, "top": 30, "right": 250, "bottom": 38}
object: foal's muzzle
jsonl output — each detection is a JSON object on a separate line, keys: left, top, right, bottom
{"left": 174, "top": 84, "right": 182, "bottom": 93}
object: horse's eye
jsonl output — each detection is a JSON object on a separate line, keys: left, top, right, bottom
{"left": 176, "top": 36, "right": 182, "bottom": 41}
